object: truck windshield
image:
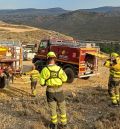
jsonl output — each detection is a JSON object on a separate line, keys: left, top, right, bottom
{"left": 39, "top": 41, "right": 48, "bottom": 49}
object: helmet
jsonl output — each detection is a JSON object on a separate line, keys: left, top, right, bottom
{"left": 47, "top": 51, "right": 56, "bottom": 58}
{"left": 110, "top": 52, "right": 119, "bottom": 58}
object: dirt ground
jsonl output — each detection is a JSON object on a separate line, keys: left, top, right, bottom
{"left": 0, "top": 60, "right": 120, "bottom": 129}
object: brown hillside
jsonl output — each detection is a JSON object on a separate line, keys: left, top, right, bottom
{"left": 0, "top": 21, "right": 73, "bottom": 43}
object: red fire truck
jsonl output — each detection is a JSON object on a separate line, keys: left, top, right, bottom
{"left": 0, "top": 41, "right": 23, "bottom": 88}
{"left": 33, "top": 39, "right": 100, "bottom": 83}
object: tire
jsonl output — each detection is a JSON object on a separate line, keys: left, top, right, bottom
{"left": 64, "top": 68, "right": 75, "bottom": 83}
{"left": 0, "top": 76, "right": 6, "bottom": 89}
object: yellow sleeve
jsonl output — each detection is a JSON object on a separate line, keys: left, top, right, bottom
{"left": 59, "top": 68, "right": 67, "bottom": 82}
{"left": 40, "top": 67, "right": 50, "bottom": 86}
{"left": 104, "top": 60, "right": 111, "bottom": 68}
{"left": 26, "top": 70, "right": 35, "bottom": 76}
{"left": 25, "top": 71, "right": 31, "bottom": 75}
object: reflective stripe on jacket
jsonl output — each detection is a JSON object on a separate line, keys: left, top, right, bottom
{"left": 28, "top": 70, "right": 40, "bottom": 81}
{"left": 104, "top": 57, "right": 120, "bottom": 78}
{"left": 40, "top": 65, "right": 67, "bottom": 87}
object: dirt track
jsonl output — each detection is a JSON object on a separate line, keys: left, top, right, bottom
{"left": 0, "top": 26, "right": 39, "bottom": 32}
{"left": 0, "top": 61, "right": 120, "bottom": 129}
{"left": 0, "top": 22, "right": 40, "bottom": 32}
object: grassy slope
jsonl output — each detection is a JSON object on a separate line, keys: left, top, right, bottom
{"left": 0, "top": 22, "right": 72, "bottom": 43}
{"left": 0, "top": 61, "right": 120, "bottom": 129}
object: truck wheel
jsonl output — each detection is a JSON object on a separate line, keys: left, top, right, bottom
{"left": 64, "top": 68, "right": 75, "bottom": 83}
{"left": 0, "top": 76, "right": 6, "bottom": 88}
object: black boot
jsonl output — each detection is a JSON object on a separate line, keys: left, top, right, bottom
{"left": 49, "top": 123, "right": 57, "bottom": 129}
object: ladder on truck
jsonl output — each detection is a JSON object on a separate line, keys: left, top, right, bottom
{"left": 49, "top": 39, "right": 107, "bottom": 58}
{"left": 49, "top": 39, "right": 98, "bottom": 48}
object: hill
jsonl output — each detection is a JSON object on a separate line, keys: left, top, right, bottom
{"left": 0, "top": 8, "right": 69, "bottom": 32}
{"left": 39, "top": 10, "right": 120, "bottom": 41}
{"left": 0, "top": 7, "right": 120, "bottom": 41}
{"left": 0, "top": 7, "right": 68, "bottom": 26}
{"left": 0, "top": 21, "right": 72, "bottom": 43}
{"left": 79, "top": 6, "right": 120, "bottom": 14}
{"left": 0, "top": 8, "right": 68, "bottom": 16}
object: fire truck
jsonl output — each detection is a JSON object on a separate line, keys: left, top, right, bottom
{"left": 0, "top": 41, "right": 23, "bottom": 70}
{"left": 0, "top": 41, "right": 23, "bottom": 88}
{"left": 33, "top": 39, "right": 101, "bottom": 83}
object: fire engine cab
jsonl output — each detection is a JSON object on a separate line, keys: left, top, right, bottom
{"left": 33, "top": 39, "right": 100, "bottom": 83}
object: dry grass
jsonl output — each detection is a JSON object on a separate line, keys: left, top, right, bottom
{"left": 0, "top": 22, "right": 72, "bottom": 43}
{"left": 0, "top": 26, "right": 38, "bottom": 32}
{"left": 0, "top": 60, "right": 119, "bottom": 129}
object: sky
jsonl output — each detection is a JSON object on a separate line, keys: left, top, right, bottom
{"left": 0, "top": 0, "right": 120, "bottom": 10}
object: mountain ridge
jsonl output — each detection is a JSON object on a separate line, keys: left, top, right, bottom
{"left": 0, "top": 6, "right": 120, "bottom": 41}
{"left": 0, "top": 7, "right": 69, "bottom": 16}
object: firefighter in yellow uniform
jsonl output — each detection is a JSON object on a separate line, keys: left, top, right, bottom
{"left": 104, "top": 52, "right": 120, "bottom": 106}
{"left": 40, "top": 52, "right": 68, "bottom": 129}
{"left": 27, "top": 65, "right": 40, "bottom": 97}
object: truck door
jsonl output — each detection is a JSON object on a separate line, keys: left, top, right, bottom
{"left": 78, "top": 48, "right": 99, "bottom": 78}
{"left": 38, "top": 40, "right": 49, "bottom": 57}
{"left": 85, "top": 53, "right": 96, "bottom": 74}
{"left": 33, "top": 40, "right": 50, "bottom": 71}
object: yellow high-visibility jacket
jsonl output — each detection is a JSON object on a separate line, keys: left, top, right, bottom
{"left": 40, "top": 65, "right": 67, "bottom": 87}
{"left": 27, "top": 70, "right": 40, "bottom": 81}
{"left": 104, "top": 57, "right": 120, "bottom": 78}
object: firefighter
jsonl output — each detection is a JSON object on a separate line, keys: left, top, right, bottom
{"left": 3, "top": 65, "right": 10, "bottom": 87}
{"left": 40, "top": 51, "right": 68, "bottom": 129}
{"left": 8, "top": 66, "right": 14, "bottom": 84}
{"left": 104, "top": 52, "right": 120, "bottom": 106}
{"left": 27, "top": 65, "right": 40, "bottom": 97}
{"left": 0, "top": 65, "right": 3, "bottom": 76}
{"left": 0, "top": 65, "right": 6, "bottom": 88}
